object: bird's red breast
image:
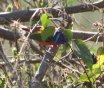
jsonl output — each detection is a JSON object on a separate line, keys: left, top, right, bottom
{"left": 36, "top": 40, "right": 58, "bottom": 46}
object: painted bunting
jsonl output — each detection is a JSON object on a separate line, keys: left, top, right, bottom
{"left": 22, "top": 26, "right": 67, "bottom": 46}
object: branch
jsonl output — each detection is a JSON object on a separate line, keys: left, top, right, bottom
{"left": 0, "top": 27, "right": 102, "bottom": 42}
{"left": 0, "top": 0, "right": 104, "bottom": 24}
{"left": 65, "top": 0, "right": 104, "bottom": 14}
{"left": 0, "top": 28, "right": 20, "bottom": 41}
{"left": 32, "top": 46, "right": 59, "bottom": 88}
{"left": 73, "top": 30, "right": 102, "bottom": 42}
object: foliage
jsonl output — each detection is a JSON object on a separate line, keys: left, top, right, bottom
{"left": 72, "top": 39, "right": 93, "bottom": 68}
{"left": 0, "top": 0, "right": 104, "bottom": 88}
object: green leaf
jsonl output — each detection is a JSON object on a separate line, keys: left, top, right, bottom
{"left": 38, "top": 1, "right": 48, "bottom": 7}
{"left": 92, "top": 64, "right": 101, "bottom": 73}
{"left": 97, "top": 47, "right": 104, "bottom": 55}
{"left": 64, "top": 0, "right": 78, "bottom": 7}
{"left": 12, "top": 47, "right": 18, "bottom": 58}
{"left": 20, "top": 66, "right": 27, "bottom": 71}
{"left": 41, "top": 26, "right": 55, "bottom": 41}
{"left": 78, "top": 67, "right": 99, "bottom": 83}
{"left": 78, "top": 71, "right": 95, "bottom": 83}
{"left": 34, "top": 63, "right": 40, "bottom": 71}
{"left": 78, "top": 74, "right": 89, "bottom": 82}
{"left": 40, "top": 13, "right": 51, "bottom": 27}
{"left": 72, "top": 39, "right": 93, "bottom": 68}
{"left": 0, "top": 79, "right": 2, "bottom": 85}
{"left": 0, "top": 79, "right": 4, "bottom": 88}
{"left": 97, "top": 47, "right": 104, "bottom": 65}
{"left": 63, "top": 29, "right": 73, "bottom": 42}
{"left": 6, "top": 4, "right": 13, "bottom": 12}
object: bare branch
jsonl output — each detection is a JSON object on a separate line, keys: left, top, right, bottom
{"left": 65, "top": 0, "right": 104, "bottom": 14}
{"left": 0, "top": 28, "right": 20, "bottom": 41}
{"left": 0, "top": 27, "right": 102, "bottom": 42}
{"left": 32, "top": 46, "right": 59, "bottom": 88}
{"left": 73, "top": 30, "right": 102, "bottom": 42}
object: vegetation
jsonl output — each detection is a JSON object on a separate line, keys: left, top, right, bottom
{"left": 0, "top": 0, "right": 104, "bottom": 88}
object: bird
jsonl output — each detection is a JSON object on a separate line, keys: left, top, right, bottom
{"left": 22, "top": 26, "right": 67, "bottom": 46}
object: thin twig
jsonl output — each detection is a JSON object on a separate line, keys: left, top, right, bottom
{"left": 18, "top": 9, "right": 40, "bottom": 56}
{"left": 84, "top": 32, "right": 100, "bottom": 42}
